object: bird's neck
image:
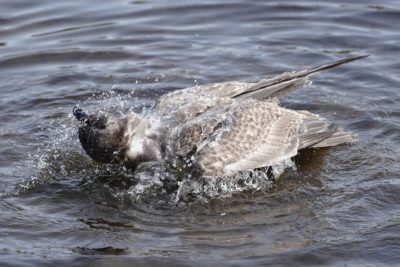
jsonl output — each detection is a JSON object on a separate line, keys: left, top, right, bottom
{"left": 124, "top": 114, "right": 164, "bottom": 164}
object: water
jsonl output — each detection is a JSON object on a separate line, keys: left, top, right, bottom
{"left": 1, "top": 0, "right": 399, "bottom": 266}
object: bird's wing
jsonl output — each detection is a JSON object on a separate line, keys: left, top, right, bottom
{"left": 155, "top": 56, "right": 367, "bottom": 113}
{"left": 155, "top": 56, "right": 367, "bottom": 115}
{"left": 154, "top": 81, "right": 252, "bottom": 120}
{"left": 168, "top": 105, "right": 229, "bottom": 158}
{"left": 234, "top": 55, "right": 368, "bottom": 100}
{"left": 187, "top": 100, "right": 344, "bottom": 177}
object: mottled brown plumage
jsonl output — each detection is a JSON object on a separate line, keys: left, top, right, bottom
{"left": 74, "top": 56, "right": 366, "bottom": 178}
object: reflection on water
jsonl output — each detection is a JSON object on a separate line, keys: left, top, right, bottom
{"left": 1, "top": 0, "right": 400, "bottom": 266}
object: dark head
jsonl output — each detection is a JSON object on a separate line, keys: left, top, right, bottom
{"left": 73, "top": 107, "right": 128, "bottom": 164}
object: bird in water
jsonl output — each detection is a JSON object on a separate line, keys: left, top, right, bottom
{"left": 73, "top": 56, "right": 367, "bottom": 178}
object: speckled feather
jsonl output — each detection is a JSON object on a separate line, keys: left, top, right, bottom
{"left": 76, "top": 56, "right": 365, "bottom": 177}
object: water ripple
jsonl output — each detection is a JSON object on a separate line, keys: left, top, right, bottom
{"left": 0, "top": 0, "right": 400, "bottom": 266}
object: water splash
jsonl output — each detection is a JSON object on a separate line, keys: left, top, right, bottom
{"left": 124, "top": 162, "right": 295, "bottom": 204}
{"left": 9, "top": 86, "right": 141, "bottom": 197}
{"left": 10, "top": 85, "right": 296, "bottom": 203}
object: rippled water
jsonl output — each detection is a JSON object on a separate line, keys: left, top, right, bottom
{"left": 1, "top": 0, "right": 400, "bottom": 266}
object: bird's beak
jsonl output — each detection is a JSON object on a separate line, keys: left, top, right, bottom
{"left": 73, "top": 107, "right": 88, "bottom": 122}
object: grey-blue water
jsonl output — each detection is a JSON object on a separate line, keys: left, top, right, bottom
{"left": 1, "top": 0, "right": 399, "bottom": 266}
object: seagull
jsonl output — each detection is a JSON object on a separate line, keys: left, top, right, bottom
{"left": 73, "top": 56, "right": 366, "bottom": 178}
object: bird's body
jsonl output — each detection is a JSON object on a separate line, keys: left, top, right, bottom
{"left": 73, "top": 56, "right": 366, "bottom": 178}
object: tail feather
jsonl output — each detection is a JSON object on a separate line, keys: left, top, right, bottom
{"left": 234, "top": 55, "right": 368, "bottom": 100}
{"left": 311, "top": 129, "right": 357, "bottom": 148}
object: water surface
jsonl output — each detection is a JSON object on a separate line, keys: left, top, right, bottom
{"left": 1, "top": 0, "right": 400, "bottom": 266}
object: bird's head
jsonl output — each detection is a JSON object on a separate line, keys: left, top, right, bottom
{"left": 73, "top": 107, "right": 128, "bottom": 164}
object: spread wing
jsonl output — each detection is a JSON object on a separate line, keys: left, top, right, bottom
{"left": 154, "top": 81, "right": 251, "bottom": 121}
{"left": 180, "top": 100, "right": 349, "bottom": 177}
{"left": 154, "top": 56, "right": 366, "bottom": 122}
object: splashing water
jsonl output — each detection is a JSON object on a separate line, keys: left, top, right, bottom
{"left": 9, "top": 87, "right": 140, "bottom": 197}
{"left": 10, "top": 86, "right": 296, "bottom": 203}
